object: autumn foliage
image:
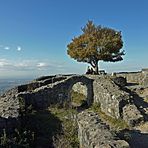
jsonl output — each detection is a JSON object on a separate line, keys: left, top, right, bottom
{"left": 67, "top": 21, "right": 124, "bottom": 74}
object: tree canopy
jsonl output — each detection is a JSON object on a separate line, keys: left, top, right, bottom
{"left": 67, "top": 21, "right": 124, "bottom": 74}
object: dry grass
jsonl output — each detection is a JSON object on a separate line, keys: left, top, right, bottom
{"left": 70, "top": 90, "right": 86, "bottom": 106}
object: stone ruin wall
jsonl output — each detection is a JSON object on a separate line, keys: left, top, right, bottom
{"left": 67, "top": 75, "right": 131, "bottom": 119}
{"left": 0, "top": 73, "right": 147, "bottom": 147}
{"left": 17, "top": 75, "right": 93, "bottom": 109}
{"left": 89, "top": 75, "right": 130, "bottom": 119}
{"left": 77, "top": 111, "right": 130, "bottom": 148}
{"left": 0, "top": 75, "right": 131, "bottom": 128}
{"left": 1, "top": 72, "right": 146, "bottom": 133}
{"left": 116, "top": 69, "right": 148, "bottom": 86}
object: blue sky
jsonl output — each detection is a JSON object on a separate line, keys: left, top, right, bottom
{"left": 0, "top": 0, "right": 147, "bottom": 79}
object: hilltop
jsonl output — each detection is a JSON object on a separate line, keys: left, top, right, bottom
{"left": 0, "top": 69, "right": 148, "bottom": 147}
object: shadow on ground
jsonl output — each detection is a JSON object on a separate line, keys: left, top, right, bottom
{"left": 119, "top": 129, "right": 148, "bottom": 148}
{"left": 21, "top": 109, "right": 62, "bottom": 148}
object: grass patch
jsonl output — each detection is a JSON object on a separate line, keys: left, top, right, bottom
{"left": 0, "top": 106, "right": 79, "bottom": 147}
{"left": 71, "top": 90, "right": 86, "bottom": 106}
{"left": 90, "top": 103, "right": 129, "bottom": 131}
{"left": 49, "top": 106, "right": 79, "bottom": 148}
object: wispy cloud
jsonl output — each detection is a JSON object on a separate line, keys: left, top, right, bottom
{"left": 16, "top": 46, "right": 22, "bottom": 51}
{"left": 0, "top": 44, "right": 22, "bottom": 51}
{"left": 37, "top": 62, "right": 49, "bottom": 69}
{"left": 0, "top": 59, "right": 10, "bottom": 67}
{"left": 4, "top": 46, "right": 10, "bottom": 50}
{"left": 0, "top": 58, "right": 66, "bottom": 72}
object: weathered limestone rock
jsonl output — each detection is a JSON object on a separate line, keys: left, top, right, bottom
{"left": 72, "top": 82, "right": 87, "bottom": 96}
{"left": 123, "top": 104, "right": 143, "bottom": 126}
{"left": 89, "top": 76, "right": 130, "bottom": 119}
{"left": 0, "top": 88, "right": 20, "bottom": 132}
{"left": 77, "top": 111, "right": 129, "bottom": 148}
{"left": 0, "top": 88, "right": 20, "bottom": 119}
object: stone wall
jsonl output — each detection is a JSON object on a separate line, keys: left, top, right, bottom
{"left": 0, "top": 72, "right": 146, "bottom": 131}
{"left": 17, "top": 75, "right": 93, "bottom": 109}
{"left": 77, "top": 110, "right": 129, "bottom": 148}
{"left": 1, "top": 72, "right": 148, "bottom": 148}
{"left": 116, "top": 69, "right": 148, "bottom": 86}
{"left": 88, "top": 75, "right": 130, "bottom": 119}
{"left": 0, "top": 74, "right": 133, "bottom": 121}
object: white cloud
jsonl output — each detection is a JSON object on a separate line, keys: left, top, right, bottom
{"left": 4, "top": 46, "right": 10, "bottom": 50}
{"left": 17, "top": 46, "right": 22, "bottom": 51}
{"left": 0, "top": 44, "right": 23, "bottom": 51}
{"left": 0, "top": 58, "right": 72, "bottom": 78}
{"left": 0, "top": 59, "right": 10, "bottom": 67}
{"left": 37, "top": 62, "right": 48, "bottom": 68}
{"left": 0, "top": 59, "right": 66, "bottom": 72}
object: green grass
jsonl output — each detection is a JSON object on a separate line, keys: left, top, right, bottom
{"left": 71, "top": 90, "right": 86, "bottom": 106}
{"left": 0, "top": 105, "right": 79, "bottom": 147}
{"left": 49, "top": 106, "right": 79, "bottom": 148}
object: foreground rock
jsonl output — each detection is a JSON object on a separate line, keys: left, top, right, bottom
{"left": 77, "top": 111, "right": 129, "bottom": 148}
{"left": 0, "top": 88, "right": 20, "bottom": 131}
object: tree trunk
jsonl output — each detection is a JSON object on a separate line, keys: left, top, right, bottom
{"left": 94, "top": 61, "right": 99, "bottom": 74}
{"left": 90, "top": 58, "right": 99, "bottom": 74}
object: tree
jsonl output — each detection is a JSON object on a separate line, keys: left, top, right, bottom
{"left": 67, "top": 21, "right": 124, "bottom": 74}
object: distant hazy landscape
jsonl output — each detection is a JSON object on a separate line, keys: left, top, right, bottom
{"left": 0, "top": 79, "right": 31, "bottom": 95}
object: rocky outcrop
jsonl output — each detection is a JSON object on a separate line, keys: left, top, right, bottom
{"left": 77, "top": 111, "right": 129, "bottom": 148}
{"left": 0, "top": 74, "right": 145, "bottom": 127}
{"left": 0, "top": 72, "right": 147, "bottom": 146}
{"left": 0, "top": 88, "right": 20, "bottom": 132}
